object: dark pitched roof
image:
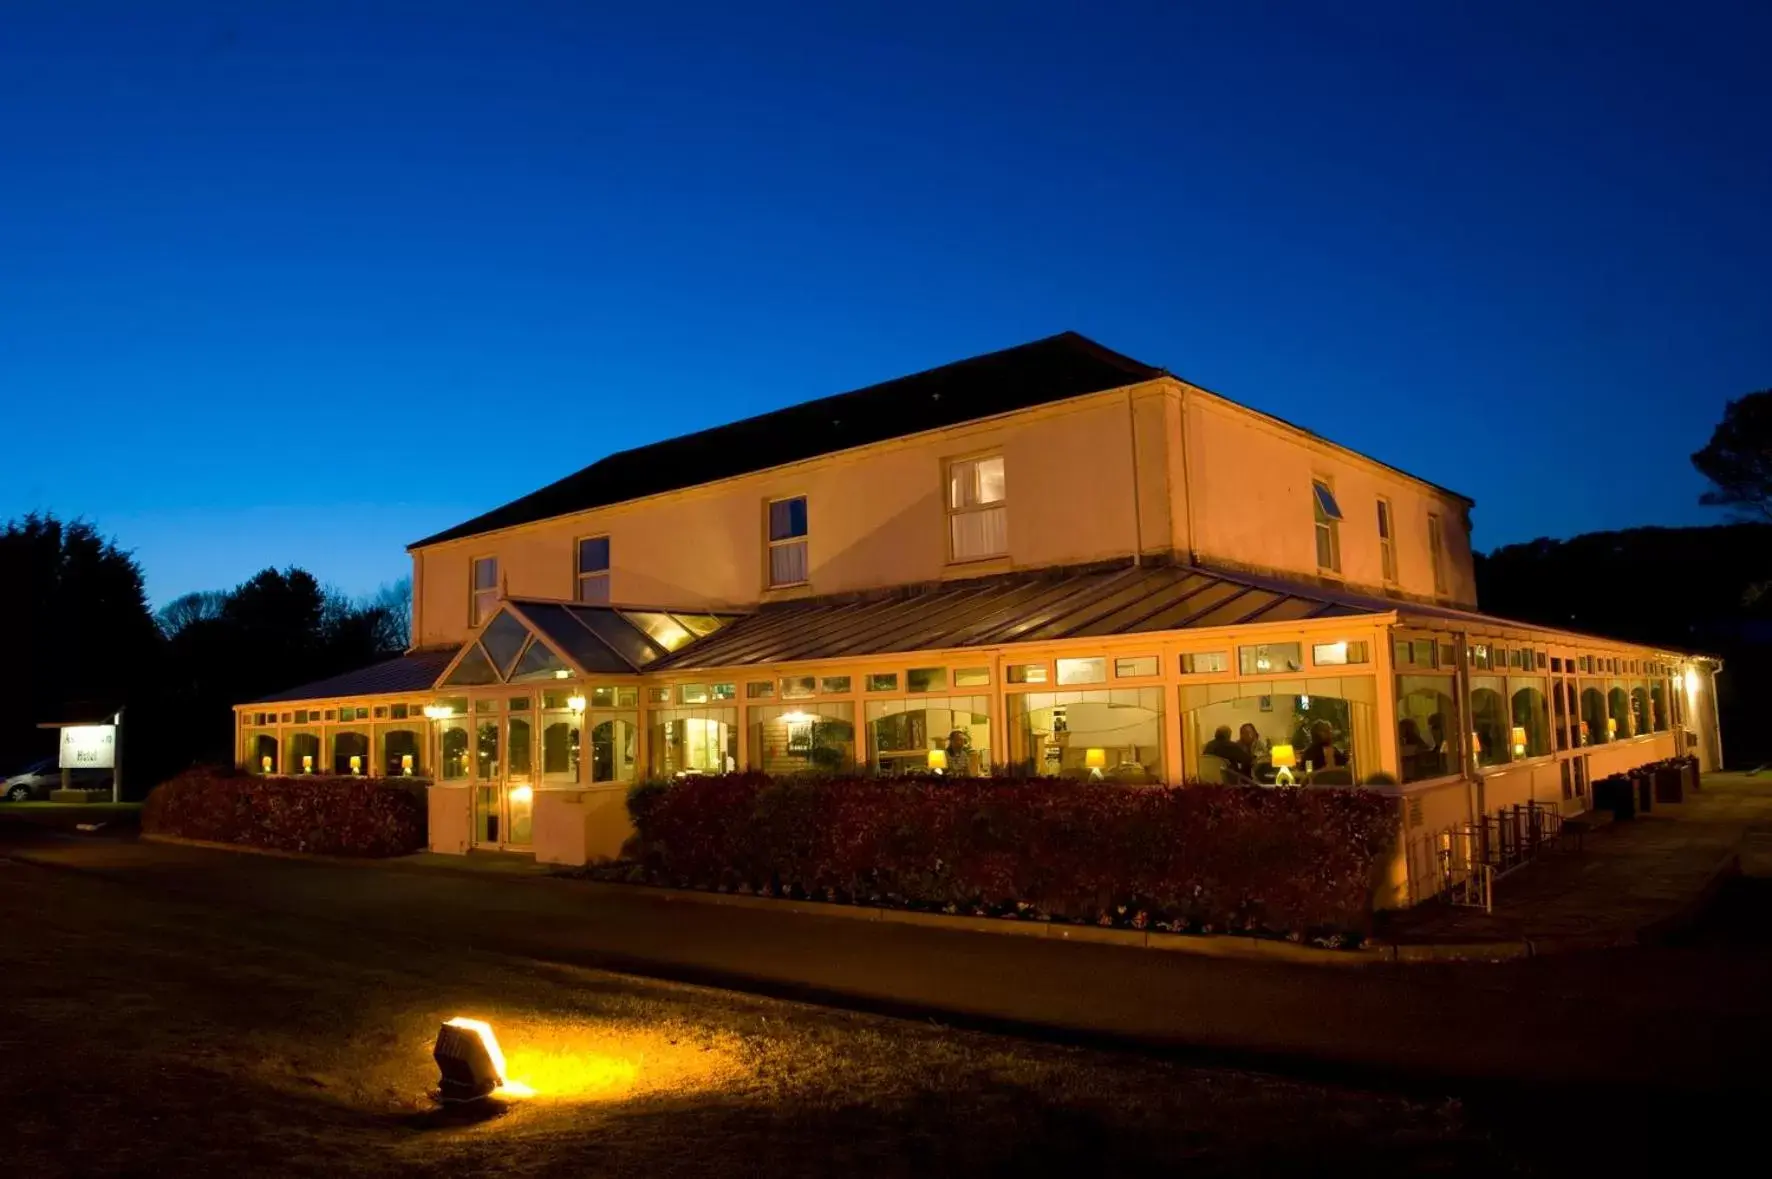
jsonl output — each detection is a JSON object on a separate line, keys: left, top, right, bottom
{"left": 411, "top": 332, "right": 1161, "bottom": 548}
{"left": 247, "top": 648, "right": 459, "bottom": 705}
{"left": 649, "top": 563, "right": 1375, "bottom": 671}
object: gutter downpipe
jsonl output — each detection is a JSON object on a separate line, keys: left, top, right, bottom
{"left": 1127, "top": 386, "right": 1143, "bottom": 566}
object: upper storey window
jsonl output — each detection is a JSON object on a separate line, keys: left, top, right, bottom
{"left": 471, "top": 556, "right": 498, "bottom": 626}
{"left": 1428, "top": 512, "right": 1448, "bottom": 595}
{"left": 577, "top": 536, "right": 611, "bottom": 604}
{"left": 1312, "top": 479, "right": 1343, "bottom": 574}
{"left": 948, "top": 455, "right": 1007, "bottom": 563}
{"left": 1376, "top": 498, "right": 1397, "bottom": 583}
{"left": 767, "top": 497, "right": 809, "bottom": 588}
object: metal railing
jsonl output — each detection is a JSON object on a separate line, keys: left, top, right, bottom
{"left": 1436, "top": 801, "right": 1573, "bottom": 913}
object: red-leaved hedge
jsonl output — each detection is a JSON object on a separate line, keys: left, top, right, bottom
{"left": 143, "top": 767, "right": 427, "bottom": 857}
{"left": 627, "top": 774, "right": 1399, "bottom": 937}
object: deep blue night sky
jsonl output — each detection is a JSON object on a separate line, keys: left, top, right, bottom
{"left": 3, "top": 2, "right": 1768, "bottom": 605}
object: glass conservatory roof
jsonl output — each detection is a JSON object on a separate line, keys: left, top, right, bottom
{"left": 435, "top": 600, "right": 740, "bottom": 687}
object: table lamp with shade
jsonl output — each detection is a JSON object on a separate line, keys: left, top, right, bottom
{"left": 926, "top": 748, "right": 947, "bottom": 774}
{"left": 1270, "top": 743, "right": 1298, "bottom": 786}
{"left": 1510, "top": 726, "right": 1527, "bottom": 758}
{"left": 1084, "top": 747, "right": 1107, "bottom": 780}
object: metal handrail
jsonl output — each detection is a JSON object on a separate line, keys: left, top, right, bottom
{"left": 1437, "top": 801, "right": 1572, "bottom": 912}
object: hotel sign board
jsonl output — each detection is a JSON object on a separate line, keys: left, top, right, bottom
{"left": 60, "top": 724, "right": 117, "bottom": 770}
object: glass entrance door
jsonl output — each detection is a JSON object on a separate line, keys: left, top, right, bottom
{"left": 471, "top": 697, "right": 535, "bottom": 850}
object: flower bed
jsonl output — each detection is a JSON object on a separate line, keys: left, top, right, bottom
{"left": 143, "top": 766, "right": 427, "bottom": 857}
{"left": 621, "top": 774, "right": 1398, "bottom": 944}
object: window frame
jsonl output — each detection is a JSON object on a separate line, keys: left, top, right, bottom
{"left": 1427, "top": 512, "right": 1448, "bottom": 595}
{"left": 765, "top": 495, "right": 810, "bottom": 589}
{"left": 575, "top": 535, "right": 611, "bottom": 604}
{"left": 1312, "top": 477, "right": 1343, "bottom": 575}
{"left": 1376, "top": 497, "right": 1397, "bottom": 584}
{"left": 470, "top": 555, "right": 499, "bottom": 626}
{"left": 946, "top": 452, "right": 1008, "bottom": 564}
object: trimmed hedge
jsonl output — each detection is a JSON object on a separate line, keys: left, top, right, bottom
{"left": 627, "top": 774, "right": 1398, "bottom": 939}
{"left": 143, "top": 767, "right": 427, "bottom": 857}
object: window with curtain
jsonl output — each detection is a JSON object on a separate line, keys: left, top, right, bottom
{"left": 948, "top": 455, "right": 1007, "bottom": 562}
{"left": 767, "top": 497, "right": 809, "bottom": 587}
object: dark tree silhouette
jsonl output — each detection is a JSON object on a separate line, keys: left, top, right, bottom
{"left": 0, "top": 515, "right": 162, "bottom": 777}
{"left": 1692, "top": 389, "right": 1772, "bottom": 522}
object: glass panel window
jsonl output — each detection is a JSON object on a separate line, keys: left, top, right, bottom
{"left": 507, "top": 710, "right": 534, "bottom": 778}
{"left": 954, "top": 668, "right": 991, "bottom": 688}
{"left": 1180, "top": 651, "right": 1228, "bottom": 675}
{"left": 621, "top": 611, "right": 695, "bottom": 653}
{"left": 1552, "top": 681, "right": 1572, "bottom": 750}
{"left": 947, "top": 455, "right": 1008, "bottom": 562}
{"left": 1608, "top": 685, "right": 1631, "bottom": 738}
{"left": 247, "top": 731, "right": 279, "bottom": 774}
{"left": 475, "top": 715, "right": 500, "bottom": 780}
{"left": 1630, "top": 685, "right": 1650, "bottom": 737}
{"left": 1006, "top": 663, "right": 1048, "bottom": 684}
{"left": 443, "top": 643, "right": 500, "bottom": 687}
{"left": 1312, "top": 480, "right": 1343, "bottom": 573}
{"left": 441, "top": 721, "right": 469, "bottom": 781}
{"left": 864, "top": 694, "right": 991, "bottom": 776}
{"left": 1114, "top": 656, "right": 1159, "bottom": 679}
{"left": 780, "top": 676, "right": 816, "bottom": 700}
{"left": 711, "top": 683, "right": 735, "bottom": 701}
{"left": 1376, "top": 498, "right": 1397, "bottom": 582}
{"left": 288, "top": 730, "right": 321, "bottom": 775}
{"left": 1469, "top": 675, "right": 1508, "bottom": 769}
{"left": 1008, "top": 688, "right": 1165, "bottom": 783}
{"left": 866, "top": 672, "right": 898, "bottom": 692}
{"left": 331, "top": 729, "right": 370, "bottom": 776}
{"left": 1651, "top": 682, "right": 1668, "bottom": 732}
{"left": 618, "top": 687, "right": 638, "bottom": 707}
{"left": 820, "top": 676, "right": 852, "bottom": 694}
{"left": 647, "top": 687, "right": 670, "bottom": 704}
{"left": 1239, "top": 643, "right": 1302, "bottom": 675}
{"left": 542, "top": 708, "right": 581, "bottom": 784}
{"left": 767, "top": 497, "right": 810, "bottom": 588}
{"left": 589, "top": 714, "right": 639, "bottom": 783}
{"left": 1311, "top": 640, "right": 1368, "bottom": 667}
{"left": 679, "top": 684, "right": 710, "bottom": 705}
{"left": 746, "top": 681, "right": 774, "bottom": 700}
{"left": 747, "top": 702, "right": 856, "bottom": 774}
{"left": 577, "top": 536, "right": 611, "bottom": 604}
{"left": 472, "top": 556, "right": 499, "bottom": 626}
{"left": 646, "top": 707, "right": 737, "bottom": 777}
{"left": 1181, "top": 680, "right": 1374, "bottom": 785}
{"left": 1580, "top": 684, "right": 1608, "bottom": 745}
{"left": 1511, "top": 679, "right": 1552, "bottom": 758}
{"left": 590, "top": 686, "right": 617, "bottom": 708}
{"left": 907, "top": 667, "right": 948, "bottom": 693}
{"left": 1055, "top": 657, "right": 1107, "bottom": 685}
{"left": 1397, "top": 674, "right": 1459, "bottom": 783}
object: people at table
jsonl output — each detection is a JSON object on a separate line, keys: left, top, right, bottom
{"left": 1202, "top": 725, "right": 1253, "bottom": 776}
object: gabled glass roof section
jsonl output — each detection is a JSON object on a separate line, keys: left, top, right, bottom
{"left": 431, "top": 599, "right": 740, "bottom": 689}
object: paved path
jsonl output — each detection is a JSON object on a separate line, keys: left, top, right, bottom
{"left": 1375, "top": 776, "right": 1764, "bottom": 949}
{"left": 9, "top": 825, "right": 1772, "bottom": 1099}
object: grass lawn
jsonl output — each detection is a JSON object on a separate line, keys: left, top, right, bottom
{"left": 0, "top": 853, "right": 1505, "bottom": 1177}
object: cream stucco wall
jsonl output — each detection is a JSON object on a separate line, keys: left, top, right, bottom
{"left": 415, "top": 385, "right": 1177, "bottom": 647}
{"left": 1179, "top": 393, "right": 1476, "bottom": 607}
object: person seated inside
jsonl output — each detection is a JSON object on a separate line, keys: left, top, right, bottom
{"left": 1302, "top": 720, "right": 1346, "bottom": 774}
{"left": 1398, "top": 717, "right": 1426, "bottom": 761}
{"left": 1237, "top": 722, "right": 1269, "bottom": 766}
{"left": 1202, "top": 725, "right": 1253, "bottom": 776}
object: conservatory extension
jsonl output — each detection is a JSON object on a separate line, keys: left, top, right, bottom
{"left": 236, "top": 562, "right": 1722, "bottom": 908}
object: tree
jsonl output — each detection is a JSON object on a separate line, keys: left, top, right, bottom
{"left": 366, "top": 577, "right": 412, "bottom": 652}
{"left": 1692, "top": 389, "right": 1772, "bottom": 522}
{"left": 0, "top": 514, "right": 162, "bottom": 776}
{"left": 156, "top": 590, "right": 228, "bottom": 638}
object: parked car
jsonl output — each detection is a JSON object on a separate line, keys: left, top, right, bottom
{"left": 3, "top": 757, "right": 113, "bottom": 802}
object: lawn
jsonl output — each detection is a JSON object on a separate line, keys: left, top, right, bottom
{"left": 0, "top": 852, "right": 1503, "bottom": 1177}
